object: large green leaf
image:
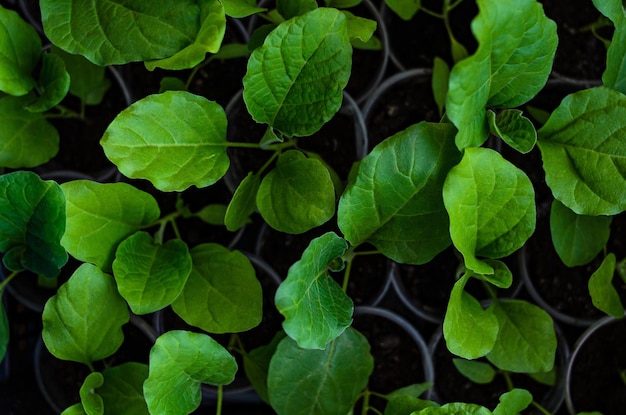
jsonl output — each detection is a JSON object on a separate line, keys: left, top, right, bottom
{"left": 550, "top": 200, "right": 612, "bottom": 267}
{"left": 486, "top": 300, "right": 556, "bottom": 373}
{"left": 593, "top": 0, "right": 626, "bottom": 94}
{"left": 0, "top": 171, "right": 67, "bottom": 278}
{"left": 443, "top": 147, "right": 535, "bottom": 275}
{"left": 26, "top": 52, "right": 70, "bottom": 113}
{"left": 171, "top": 243, "right": 262, "bottom": 333}
{"left": 144, "top": 330, "right": 237, "bottom": 415}
{"left": 446, "top": 0, "right": 557, "bottom": 149}
{"left": 338, "top": 122, "right": 461, "bottom": 264}
{"left": 267, "top": 328, "right": 373, "bottom": 415}
{"left": 61, "top": 181, "right": 160, "bottom": 272}
{"left": 0, "top": 5, "right": 41, "bottom": 96}
{"left": 538, "top": 86, "right": 626, "bottom": 216}
{"left": 274, "top": 232, "right": 351, "bottom": 349}
{"left": 99, "top": 363, "right": 150, "bottom": 415}
{"left": 40, "top": 0, "right": 201, "bottom": 66}
{"left": 443, "top": 274, "right": 499, "bottom": 359}
{"left": 42, "top": 263, "right": 130, "bottom": 365}
{"left": 51, "top": 46, "right": 111, "bottom": 106}
{"left": 0, "top": 95, "right": 59, "bottom": 168}
{"left": 145, "top": 0, "right": 226, "bottom": 70}
{"left": 588, "top": 253, "right": 624, "bottom": 318}
{"left": 101, "top": 91, "right": 229, "bottom": 192}
{"left": 112, "top": 232, "right": 192, "bottom": 315}
{"left": 243, "top": 7, "right": 352, "bottom": 137}
{"left": 257, "top": 151, "right": 335, "bottom": 234}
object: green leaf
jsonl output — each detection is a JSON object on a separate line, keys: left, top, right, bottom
{"left": 443, "top": 274, "right": 499, "bottom": 359}
{"left": 492, "top": 389, "right": 533, "bottom": 415}
{"left": 385, "top": 397, "right": 439, "bottom": 415}
{"left": 342, "top": 11, "right": 376, "bottom": 42}
{"left": 222, "top": 0, "right": 267, "bottom": 17}
{"left": 277, "top": 0, "right": 317, "bottom": 19}
{"left": 537, "top": 86, "right": 626, "bottom": 216}
{"left": 589, "top": 253, "right": 624, "bottom": 318}
{"left": 101, "top": 91, "right": 229, "bottom": 192}
{"left": 41, "top": 0, "right": 202, "bottom": 66}
{"left": 446, "top": 0, "right": 557, "bottom": 149}
{"left": 80, "top": 372, "right": 104, "bottom": 415}
{"left": 550, "top": 200, "right": 612, "bottom": 267}
{"left": 443, "top": 147, "right": 535, "bottom": 275}
{"left": 145, "top": 0, "right": 226, "bottom": 70}
{"left": 0, "top": 302, "right": 8, "bottom": 361}
{"left": 42, "top": 263, "right": 130, "bottom": 365}
{"left": 61, "top": 180, "right": 160, "bottom": 272}
{"left": 194, "top": 204, "right": 227, "bottom": 226}
{"left": 159, "top": 77, "right": 187, "bottom": 93}
{"left": 385, "top": 0, "right": 420, "bottom": 21}
{"left": 528, "top": 366, "right": 557, "bottom": 386}
{"left": 243, "top": 331, "right": 287, "bottom": 403}
{"left": 275, "top": 232, "right": 351, "bottom": 349}
{"left": 0, "top": 171, "right": 67, "bottom": 278}
{"left": 478, "top": 260, "right": 512, "bottom": 289}
{"left": 144, "top": 330, "right": 237, "bottom": 415}
{"left": 99, "top": 363, "right": 150, "bottom": 415}
{"left": 268, "top": 328, "right": 373, "bottom": 415}
{"left": 113, "top": 232, "right": 192, "bottom": 315}
{"left": 225, "top": 172, "right": 260, "bottom": 231}
{"left": 486, "top": 300, "right": 556, "bottom": 373}
{"left": 243, "top": 8, "right": 352, "bottom": 137}
{"left": 61, "top": 404, "right": 87, "bottom": 415}
{"left": 0, "top": 5, "right": 41, "bottom": 95}
{"left": 257, "top": 151, "right": 335, "bottom": 234}
{"left": 386, "top": 383, "right": 433, "bottom": 400}
{"left": 338, "top": 122, "right": 461, "bottom": 264}
{"left": 325, "top": 0, "right": 362, "bottom": 7}
{"left": 452, "top": 359, "right": 496, "bottom": 384}
{"left": 171, "top": 244, "right": 262, "bottom": 333}
{"left": 487, "top": 109, "right": 536, "bottom": 154}
{"left": 0, "top": 95, "right": 59, "bottom": 168}
{"left": 415, "top": 402, "right": 491, "bottom": 415}
{"left": 26, "top": 52, "right": 70, "bottom": 112}
{"left": 51, "top": 46, "right": 111, "bottom": 105}
{"left": 432, "top": 57, "right": 450, "bottom": 117}
{"left": 593, "top": 0, "right": 626, "bottom": 94}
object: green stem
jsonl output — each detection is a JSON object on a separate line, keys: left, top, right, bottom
{"left": 530, "top": 400, "right": 552, "bottom": 415}
{"left": 342, "top": 258, "right": 353, "bottom": 293}
{"left": 447, "top": 0, "right": 466, "bottom": 11}
{"left": 0, "top": 270, "right": 20, "bottom": 292}
{"left": 170, "top": 218, "right": 182, "bottom": 240}
{"left": 352, "top": 250, "right": 381, "bottom": 257}
{"left": 419, "top": 6, "right": 444, "bottom": 19}
{"left": 216, "top": 385, "right": 223, "bottom": 415}
{"left": 502, "top": 371, "right": 514, "bottom": 391}
{"left": 256, "top": 150, "right": 281, "bottom": 177}
{"left": 360, "top": 389, "right": 370, "bottom": 415}
{"left": 481, "top": 280, "right": 498, "bottom": 301}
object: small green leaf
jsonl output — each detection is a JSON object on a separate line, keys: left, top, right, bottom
{"left": 0, "top": 302, "right": 8, "bottom": 361}
{"left": 42, "top": 263, "right": 130, "bottom": 365}
{"left": 101, "top": 91, "right": 229, "bottom": 192}
{"left": 326, "top": 0, "right": 362, "bottom": 7}
{"left": 386, "top": 397, "right": 439, "bottom": 415}
{"left": 225, "top": 172, "right": 260, "bottom": 231}
{"left": 277, "top": 0, "right": 317, "bottom": 19}
{"left": 386, "top": 383, "right": 433, "bottom": 400}
{"left": 416, "top": 402, "right": 491, "bottom": 415}
{"left": 589, "top": 253, "right": 624, "bottom": 318}
{"left": 99, "top": 363, "right": 150, "bottom": 415}
{"left": 145, "top": 0, "right": 226, "bottom": 71}
{"left": 257, "top": 151, "right": 335, "bottom": 234}
{"left": 487, "top": 109, "right": 536, "bottom": 154}
{"left": 385, "top": 0, "right": 420, "bottom": 21}
{"left": 80, "top": 372, "right": 104, "bottom": 415}
{"left": 195, "top": 204, "right": 227, "bottom": 226}
{"left": 342, "top": 11, "right": 376, "bottom": 42}
{"left": 0, "top": 5, "right": 41, "bottom": 95}
{"left": 0, "top": 95, "right": 59, "bottom": 168}
{"left": 113, "top": 232, "right": 192, "bottom": 315}
{"left": 538, "top": 86, "right": 626, "bottom": 216}
{"left": 443, "top": 147, "right": 535, "bottom": 275}
{"left": 478, "top": 260, "right": 512, "bottom": 289}
{"left": 593, "top": 0, "right": 626, "bottom": 94}
{"left": 443, "top": 274, "right": 499, "bottom": 359}
{"left": 452, "top": 359, "right": 496, "bottom": 384}
{"left": 432, "top": 57, "right": 450, "bottom": 117}
{"left": 144, "top": 330, "right": 237, "bottom": 415}
{"left": 41, "top": 0, "right": 202, "bottom": 66}
{"left": 172, "top": 244, "right": 262, "bottom": 333}
{"left": 268, "top": 328, "right": 373, "bottom": 415}
{"left": 492, "top": 389, "right": 533, "bottom": 415}
{"left": 221, "top": 0, "right": 267, "bottom": 17}
{"left": 0, "top": 171, "right": 67, "bottom": 278}
{"left": 338, "top": 122, "right": 461, "bottom": 264}
{"left": 61, "top": 404, "right": 87, "bottom": 415}
{"left": 51, "top": 46, "right": 111, "bottom": 105}
{"left": 486, "top": 300, "right": 556, "bottom": 373}
{"left": 26, "top": 52, "right": 70, "bottom": 112}
{"left": 243, "top": 331, "right": 287, "bottom": 403}
{"left": 275, "top": 232, "right": 351, "bottom": 349}
{"left": 212, "top": 43, "right": 250, "bottom": 60}
{"left": 243, "top": 8, "right": 352, "bottom": 137}
{"left": 61, "top": 180, "right": 160, "bottom": 272}
{"left": 159, "top": 77, "right": 187, "bottom": 93}
{"left": 529, "top": 366, "right": 557, "bottom": 386}
{"left": 550, "top": 200, "right": 612, "bottom": 267}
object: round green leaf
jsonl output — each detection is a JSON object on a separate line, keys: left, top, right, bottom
{"left": 42, "top": 263, "right": 130, "bottom": 365}
{"left": 243, "top": 7, "right": 352, "bottom": 137}
{"left": 338, "top": 122, "right": 461, "bottom": 264}
{"left": 113, "top": 232, "right": 192, "bottom": 315}
{"left": 275, "top": 232, "right": 351, "bottom": 349}
{"left": 0, "top": 95, "right": 59, "bottom": 168}
{"left": 257, "top": 150, "right": 335, "bottom": 234}
{"left": 171, "top": 243, "right": 262, "bottom": 333}
{"left": 0, "top": 5, "right": 41, "bottom": 95}
{"left": 61, "top": 181, "right": 160, "bottom": 272}
{"left": 493, "top": 389, "right": 533, "bottom": 415}
{"left": 99, "top": 363, "right": 150, "bottom": 415}
{"left": 0, "top": 171, "right": 67, "bottom": 278}
{"left": 452, "top": 359, "right": 496, "bottom": 384}
{"left": 26, "top": 52, "right": 70, "bottom": 112}
{"left": 538, "top": 86, "right": 626, "bottom": 215}
{"left": 443, "top": 147, "right": 536, "bottom": 275}
{"left": 267, "top": 328, "right": 373, "bottom": 415}
{"left": 144, "top": 330, "right": 237, "bottom": 415}
{"left": 101, "top": 91, "right": 229, "bottom": 192}
{"left": 41, "top": 0, "right": 201, "bottom": 66}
